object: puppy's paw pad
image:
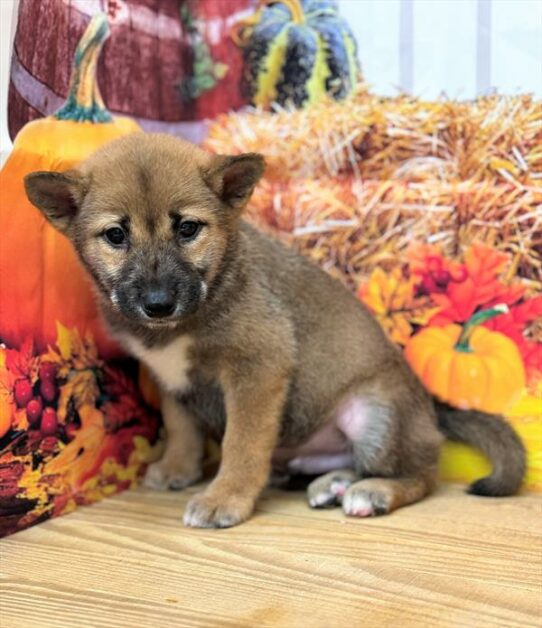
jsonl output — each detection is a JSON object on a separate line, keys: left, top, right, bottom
{"left": 143, "top": 462, "right": 200, "bottom": 491}
{"left": 183, "top": 493, "right": 252, "bottom": 529}
{"left": 307, "top": 473, "right": 354, "bottom": 509}
{"left": 342, "top": 488, "right": 391, "bottom": 518}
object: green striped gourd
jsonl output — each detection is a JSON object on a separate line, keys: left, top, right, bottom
{"left": 234, "top": 0, "right": 361, "bottom": 109}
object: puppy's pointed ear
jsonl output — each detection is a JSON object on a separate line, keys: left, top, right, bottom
{"left": 202, "top": 153, "right": 265, "bottom": 210}
{"left": 24, "top": 170, "right": 86, "bottom": 233}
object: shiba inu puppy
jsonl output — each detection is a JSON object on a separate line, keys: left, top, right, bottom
{"left": 24, "top": 133, "right": 525, "bottom": 528}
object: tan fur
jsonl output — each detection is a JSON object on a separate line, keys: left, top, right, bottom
{"left": 24, "top": 133, "right": 526, "bottom": 528}
{"left": 144, "top": 393, "right": 203, "bottom": 491}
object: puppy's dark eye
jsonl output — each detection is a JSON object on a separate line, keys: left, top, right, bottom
{"left": 104, "top": 227, "right": 127, "bottom": 247}
{"left": 177, "top": 220, "right": 200, "bottom": 240}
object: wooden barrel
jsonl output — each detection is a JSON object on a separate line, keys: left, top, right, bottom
{"left": 9, "top": 0, "right": 253, "bottom": 140}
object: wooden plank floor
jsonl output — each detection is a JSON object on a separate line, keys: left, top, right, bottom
{"left": 1, "top": 483, "right": 541, "bottom": 628}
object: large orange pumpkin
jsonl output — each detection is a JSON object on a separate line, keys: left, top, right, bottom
{"left": 0, "top": 13, "right": 140, "bottom": 358}
{"left": 405, "top": 305, "right": 526, "bottom": 414}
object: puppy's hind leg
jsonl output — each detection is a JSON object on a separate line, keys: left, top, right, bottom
{"left": 325, "top": 392, "right": 440, "bottom": 518}
{"left": 342, "top": 476, "right": 433, "bottom": 517}
{"left": 143, "top": 392, "right": 203, "bottom": 491}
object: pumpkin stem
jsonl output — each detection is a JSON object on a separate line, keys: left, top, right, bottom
{"left": 54, "top": 13, "right": 112, "bottom": 123}
{"left": 455, "top": 304, "right": 509, "bottom": 352}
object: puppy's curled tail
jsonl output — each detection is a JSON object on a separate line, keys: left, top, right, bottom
{"left": 435, "top": 401, "right": 526, "bottom": 497}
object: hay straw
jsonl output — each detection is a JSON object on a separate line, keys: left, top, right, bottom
{"left": 206, "top": 88, "right": 541, "bottom": 290}
{"left": 246, "top": 177, "right": 542, "bottom": 291}
{"left": 205, "top": 88, "right": 542, "bottom": 187}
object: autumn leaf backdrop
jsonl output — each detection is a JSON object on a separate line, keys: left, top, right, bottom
{"left": 0, "top": 11, "right": 160, "bottom": 538}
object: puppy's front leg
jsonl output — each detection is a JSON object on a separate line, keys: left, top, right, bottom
{"left": 144, "top": 392, "right": 203, "bottom": 490}
{"left": 183, "top": 370, "right": 287, "bottom": 528}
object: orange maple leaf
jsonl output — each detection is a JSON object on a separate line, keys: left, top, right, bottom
{"left": 464, "top": 243, "right": 509, "bottom": 282}
{"left": 44, "top": 405, "right": 106, "bottom": 488}
{"left": 428, "top": 243, "right": 524, "bottom": 324}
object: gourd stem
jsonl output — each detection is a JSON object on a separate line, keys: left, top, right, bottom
{"left": 266, "top": 0, "right": 305, "bottom": 24}
{"left": 455, "top": 304, "right": 509, "bottom": 352}
{"left": 54, "top": 13, "right": 112, "bottom": 123}
{"left": 231, "top": 0, "right": 305, "bottom": 46}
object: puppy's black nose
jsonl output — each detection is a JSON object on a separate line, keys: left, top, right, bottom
{"left": 142, "top": 289, "right": 175, "bottom": 318}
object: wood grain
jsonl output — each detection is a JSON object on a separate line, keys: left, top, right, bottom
{"left": 1, "top": 484, "right": 541, "bottom": 628}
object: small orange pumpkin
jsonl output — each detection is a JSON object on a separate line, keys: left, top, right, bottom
{"left": 0, "top": 13, "right": 140, "bottom": 358}
{"left": 405, "top": 305, "right": 526, "bottom": 414}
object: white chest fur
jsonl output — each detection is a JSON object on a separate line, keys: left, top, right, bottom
{"left": 121, "top": 334, "right": 193, "bottom": 393}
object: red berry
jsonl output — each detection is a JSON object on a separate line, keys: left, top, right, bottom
{"left": 14, "top": 379, "right": 33, "bottom": 408}
{"left": 433, "top": 269, "right": 451, "bottom": 287}
{"left": 26, "top": 398, "right": 43, "bottom": 426}
{"left": 420, "top": 276, "right": 437, "bottom": 294}
{"left": 40, "top": 380, "right": 58, "bottom": 404}
{"left": 39, "top": 362, "right": 57, "bottom": 383}
{"left": 41, "top": 408, "right": 58, "bottom": 436}
{"left": 450, "top": 265, "right": 468, "bottom": 283}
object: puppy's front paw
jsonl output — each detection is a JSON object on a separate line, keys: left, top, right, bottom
{"left": 143, "top": 461, "right": 201, "bottom": 491}
{"left": 183, "top": 491, "right": 254, "bottom": 528}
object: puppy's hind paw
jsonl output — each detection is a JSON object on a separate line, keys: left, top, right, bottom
{"left": 307, "top": 470, "right": 357, "bottom": 509}
{"left": 342, "top": 481, "right": 393, "bottom": 518}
